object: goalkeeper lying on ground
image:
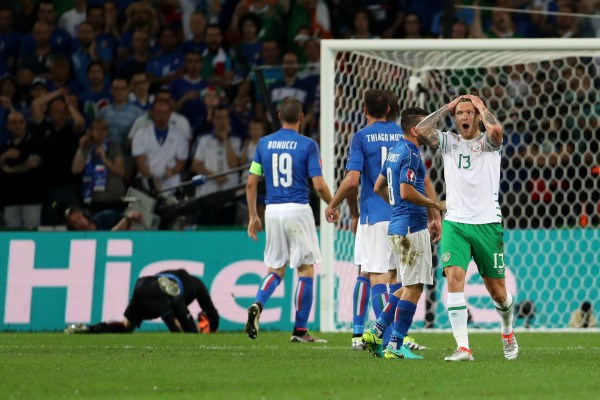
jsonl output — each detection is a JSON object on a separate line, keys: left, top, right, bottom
{"left": 65, "top": 269, "right": 219, "bottom": 334}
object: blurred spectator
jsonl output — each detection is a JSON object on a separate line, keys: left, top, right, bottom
{"left": 230, "top": 12, "right": 263, "bottom": 79}
{"left": 471, "top": 2, "right": 522, "bottom": 38}
{"left": 31, "top": 90, "right": 86, "bottom": 225}
{"left": 71, "top": 21, "right": 100, "bottom": 87}
{"left": 181, "top": 11, "right": 207, "bottom": 54}
{"left": 80, "top": 61, "right": 111, "bottom": 119}
{"left": 19, "top": 0, "right": 72, "bottom": 57}
{"left": 47, "top": 53, "right": 84, "bottom": 96}
{"left": 230, "top": 0, "right": 284, "bottom": 41}
{"left": 267, "top": 51, "right": 315, "bottom": 135}
{"left": 349, "top": 8, "right": 379, "bottom": 39}
{"left": 0, "top": 75, "right": 26, "bottom": 114}
{"left": 191, "top": 105, "right": 242, "bottom": 224}
{"left": 201, "top": 24, "right": 235, "bottom": 88}
{"left": 404, "top": 0, "right": 443, "bottom": 36}
{"left": 131, "top": 101, "right": 189, "bottom": 192}
{"left": 117, "top": 1, "right": 159, "bottom": 63}
{"left": 287, "top": 0, "right": 332, "bottom": 49}
{"left": 240, "top": 117, "right": 266, "bottom": 182}
{"left": 85, "top": 5, "right": 118, "bottom": 69}
{"left": 350, "top": 0, "right": 405, "bottom": 38}
{"left": 13, "top": 0, "right": 38, "bottom": 35}
{"left": 548, "top": 3, "right": 583, "bottom": 38}
{"left": 146, "top": 26, "right": 185, "bottom": 88}
{"left": 129, "top": 89, "right": 192, "bottom": 147}
{"left": 97, "top": 77, "right": 144, "bottom": 157}
{"left": 0, "top": 111, "right": 44, "bottom": 229}
{"left": 255, "top": 38, "right": 282, "bottom": 87}
{"left": 128, "top": 71, "right": 154, "bottom": 111}
{"left": 400, "top": 13, "right": 426, "bottom": 39}
{"left": 100, "top": 1, "right": 121, "bottom": 42}
{"left": 568, "top": 301, "right": 597, "bottom": 328}
{"left": 58, "top": 0, "right": 87, "bottom": 37}
{"left": 64, "top": 205, "right": 141, "bottom": 231}
{"left": 170, "top": 51, "right": 209, "bottom": 133}
{"left": 0, "top": 5, "right": 21, "bottom": 74}
{"left": 231, "top": 78, "right": 255, "bottom": 130}
{"left": 17, "top": 21, "right": 54, "bottom": 76}
{"left": 71, "top": 118, "right": 126, "bottom": 212}
{"left": 117, "top": 29, "right": 151, "bottom": 81}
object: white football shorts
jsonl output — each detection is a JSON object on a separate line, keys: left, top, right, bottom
{"left": 360, "top": 221, "right": 395, "bottom": 274}
{"left": 264, "top": 203, "right": 321, "bottom": 269}
{"left": 389, "top": 229, "right": 433, "bottom": 286}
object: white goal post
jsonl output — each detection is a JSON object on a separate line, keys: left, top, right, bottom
{"left": 319, "top": 39, "right": 600, "bottom": 332}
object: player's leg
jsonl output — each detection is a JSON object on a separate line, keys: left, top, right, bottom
{"left": 246, "top": 205, "right": 287, "bottom": 339}
{"left": 441, "top": 221, "right": 474, "bottom": 361}
{"left": 287, "top": 204, "right": 326, "bottom": 343}
{"left": 362, "top": 222, "right": 394, "bottom": 337}
{"left": 384, "top": 230, "right": 431, "bottom": 360}
{"left": 472, "top": 223, "right": 518, "bottom": 360}
{"left": 352, "top": 225, "right": 370, "bottom": 350}
{"left": 352, "top": 269, "right": 371, "bottom": 350}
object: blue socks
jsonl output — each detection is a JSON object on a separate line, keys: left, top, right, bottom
{"left": 255, "top": 273, "right": 282, "bottom": 306}
{"left": 390, "top": 300, "right": 417, "bottom": 349}
{"left": 352, "top": 276, "right": 371, "bottom": 335}
{"left": 370, "top": 283, "right": 388, "bottom": 326}
{"left": 294, "top": 277, "right": 313, "bottom": 330}
{"left": 382, "top": 283, "right": 402, "bottom": 346}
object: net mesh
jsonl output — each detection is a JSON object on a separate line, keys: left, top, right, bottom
{"left": 329, "top": 46, "right": 600, "bottom": 330}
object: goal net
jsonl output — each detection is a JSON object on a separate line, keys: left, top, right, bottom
{"left": 319, "top": 39, "right": 600, "bottom": 332}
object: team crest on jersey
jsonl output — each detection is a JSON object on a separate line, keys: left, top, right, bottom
{"left": 406, "top": 168, "right": 416, "bottom": 183}
{"left": 442, "top": 252, "right": 451, "bottom": 262}
{"left": 471, "top": 142, "right": 483, "bottom": 153}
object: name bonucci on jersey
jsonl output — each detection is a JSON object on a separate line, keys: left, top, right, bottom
{"left": 437, "top": 130, "right": 502, "bottom": 224}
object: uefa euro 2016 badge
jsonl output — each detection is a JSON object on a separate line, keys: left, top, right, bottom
{"left": 442, "top": 252, "right": 451, "bottom": 262}
{"left": 471, "top": 142, "right": 483, "bottom": 153}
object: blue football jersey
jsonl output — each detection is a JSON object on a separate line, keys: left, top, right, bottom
{"left": 251, "top": 129, "right": 322, "bottom": 205}
{"left": 346, "top": 121, "right": 403, "bottom": 224}
{"left": 382, "top": 138, "right": 428, "bottom": 236}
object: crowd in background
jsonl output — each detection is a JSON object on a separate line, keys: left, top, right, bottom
{"left": 0, "top": 0, "right": 598, "bottom": 230}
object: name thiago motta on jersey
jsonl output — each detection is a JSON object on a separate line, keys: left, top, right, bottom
{"left": 365, "top": 133, "right": 403, "bottom": 143}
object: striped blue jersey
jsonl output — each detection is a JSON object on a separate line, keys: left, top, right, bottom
{"left": 346, "top": 121, "right": 403, "bottom": 224}
{"left": 251, "top": 129, "right": 322, "bottom": 204}
{"left": 382, "top": 138, "right": 428, "bottom": 236}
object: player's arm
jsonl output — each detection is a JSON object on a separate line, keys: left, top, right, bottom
{"left": 246, "top": 166, "right": 262, "bottom": 240}
{"left": 424, "top": 175, "right": 442, "bottom": 243}
{"left": 324, "top": 170, "right": 360, "bottom": 222}
{"left": 464, "top": 94, "right": 503, "bottom": 147}
{"left": 400, "top": 183, "right": 446, "bottom": 211}
{"left": 312, "top": 176, "right": 339, "bottom": 224}
{"left": 193, "top": 278, "right": 220, "bottom": 332}
{"left": 347, "top": 186, "right": 359, "bottom": 234}
{"left": 415, "top": 96, "right": 463, "bottom": 151}
{"left": 374, "top": 173, "right": 389, "bottom": 204}
{"left": 164, "top": 299, "right": 198, "bottom": 333}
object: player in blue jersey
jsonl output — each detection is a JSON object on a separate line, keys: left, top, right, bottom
{"left": 326, "top": 89, "right": 401, "bottom": 350}
{"left": 245, "top": 98, "right": 338, "bottom": 343}
{"left": 365, "top": 107, "right": 446, "bottom": 360}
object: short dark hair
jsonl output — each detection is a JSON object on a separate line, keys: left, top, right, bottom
{"left": 238, "top": 12, "right": 262, "bottom": 34}
{"left": 400, "top": 107, "right": 428, "bottom": 132}
{"left": 279, "top": 98, "right": 303, "bottom": 124}
{"left": 385, "top": 90, "right": 400, "bottom": 121}
{"left": 363, "top": 89, "right": 388, "bottom": 119}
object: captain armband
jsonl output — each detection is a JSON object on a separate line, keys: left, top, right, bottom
{"left": 249, "top": 161, "right": 263, "bottom": 176}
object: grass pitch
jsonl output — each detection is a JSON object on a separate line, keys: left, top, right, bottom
{"left": 1, "top": 332, "right": 598, "bottom": 400}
